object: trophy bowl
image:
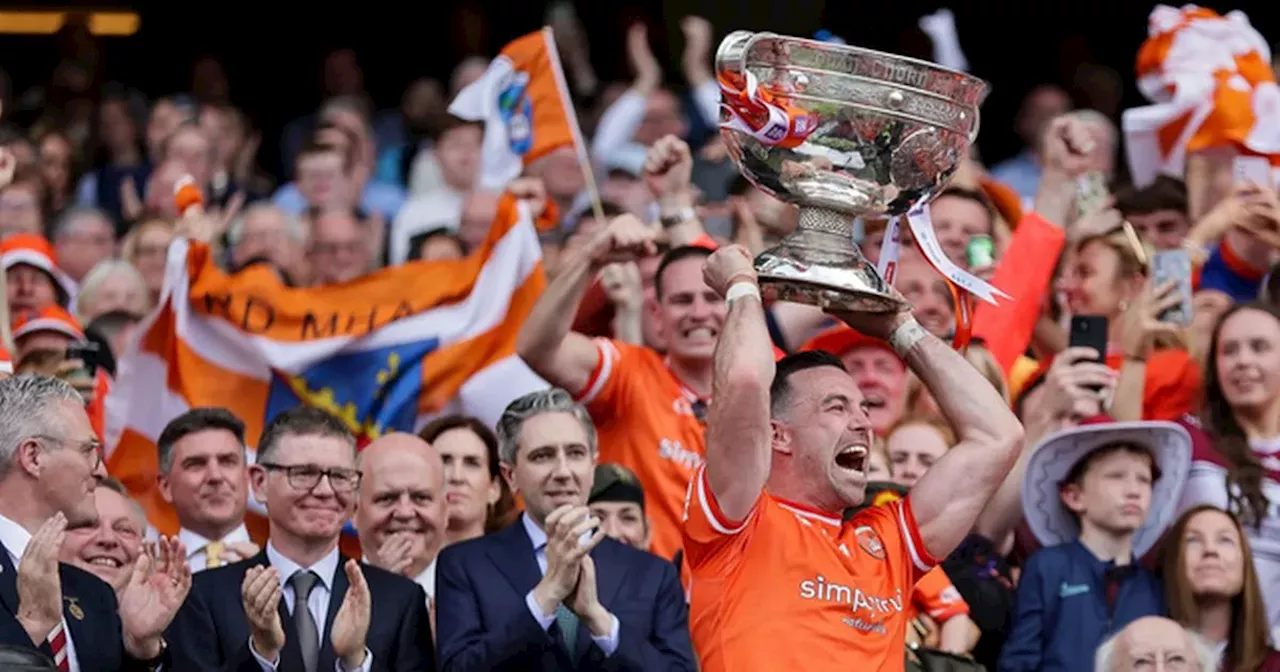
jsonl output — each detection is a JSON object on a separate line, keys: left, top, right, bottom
{"left": 717, "top": 31, "right": 990, "bottom": 312}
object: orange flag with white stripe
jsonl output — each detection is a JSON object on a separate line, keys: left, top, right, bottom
{"left": 104, "top": 194, "right": 549, "bottom": 537}
{"left": 449, "top": 27, "right": 588, "bottom": 190}
{"left": 1123, "top": 5, "right": 1280, "bottom": 187}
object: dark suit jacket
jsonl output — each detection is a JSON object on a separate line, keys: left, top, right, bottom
{"left": 165, "top": 550, "right": 433, "bottom": 672}
{"left": 436, "top": 520, "right": 696, "bottom": 672}
{"left": 0, "top": 541, "right": 165, "bottom": 671}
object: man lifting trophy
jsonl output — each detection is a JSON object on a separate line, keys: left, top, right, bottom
{"left": 716, "top": 30, "right": 1003, "bottom": 313}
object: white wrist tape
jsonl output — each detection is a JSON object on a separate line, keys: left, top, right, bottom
{"left": 725, "top": 282, "right": 761, "bottom": 306}
{"left": 888, "top": 317, "right": 928, "bottom": 357}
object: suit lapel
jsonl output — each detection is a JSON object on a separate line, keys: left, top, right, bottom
{"left": 0, "top": 542, "right": 19, "bottom": 619}
{"left": 59, "top": 569, "right": 94, "bottom": 668}
{"left": 487, "top": 523, "right": 541, "bottom": 595}
{"left": 317, "top": 555, "right": 349, "bottom": 672}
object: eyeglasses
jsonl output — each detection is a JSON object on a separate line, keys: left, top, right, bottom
{"left": 258, "top": 463, "right": 362, "bottom": 493}
{"left": 34, "top": 434, "right": 103, "bottom": 470}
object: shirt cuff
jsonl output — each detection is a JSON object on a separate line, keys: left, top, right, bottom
{"left": 591, "top": 613, "right": 621, "bottom": 657}
{"left": 525, "top": 589, "right": 557, "bottom": 631}
{"left": 335, "top": 649, "right": 373, "bottom": 672}
{"left": 249, "top": 637, "right": 279, "bottom": 672}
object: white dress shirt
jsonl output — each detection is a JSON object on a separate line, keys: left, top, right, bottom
{"left": 0, "top": 512, "right": 81, "bottom": 672}
{"left": 359, "top": 555, "right": 436, "bottom": 605}
{"left": 520, "top": 513, "right": 619, "bottom": 656}
{"left": 180, "top": 524, "right": 252, "bottom": 573}
{"left": 249, "top": 542, "right": 373, "bottom": 672}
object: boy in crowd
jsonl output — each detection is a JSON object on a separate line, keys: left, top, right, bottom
{"left": 1000, "top": 418, "right": 1193, "bottom": 671}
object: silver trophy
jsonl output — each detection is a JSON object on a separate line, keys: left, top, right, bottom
{"left": 717, "top": 31, "right": 990, "bottom": 312}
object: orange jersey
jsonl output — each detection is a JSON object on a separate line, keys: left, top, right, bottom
{"left": 576, "top": 338, "right": 706, "bottom": 560}
{"left": 910, "top": 566, "right": 969, "bottom": 623}
{"left": 683, "top": 466, "right": 936, "bottom": 672}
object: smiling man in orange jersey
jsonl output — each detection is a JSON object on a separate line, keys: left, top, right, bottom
{"left": 684, "top": 245, "right": 1023, "bottom": 671}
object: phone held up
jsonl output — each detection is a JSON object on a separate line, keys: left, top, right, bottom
{"left": 1069, "top": 315, "right": 1108, "bottom": 392}
{"left": 1151, "top": 249, "right": 1194, "bottom": 327}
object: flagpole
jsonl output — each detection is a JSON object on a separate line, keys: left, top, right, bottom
{"left": 543, "top": 26, "right": 606, "bottom": 223}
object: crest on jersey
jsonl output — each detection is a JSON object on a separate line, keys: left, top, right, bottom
{"left": 855, "top": 525, "right": 886, "bottom": 560}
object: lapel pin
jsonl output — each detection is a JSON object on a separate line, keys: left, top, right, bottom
{"left": 65, "top": 596, "right": 85, "bottom": 621}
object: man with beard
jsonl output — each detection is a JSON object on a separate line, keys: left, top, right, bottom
{"left": 685, "top": 246, "right": 1023, "bottom": 671}
{"left": 156, "top": 408, "right": 259, "bottom": 573}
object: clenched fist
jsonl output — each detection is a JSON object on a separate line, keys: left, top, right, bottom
{"left": 644, "top": 135, "right": 694, "bottom": 201}
{"left": 585, "top": 215, "right": 658, "bottom": 268}
{"left": 702, "top": 245, "right": 757, "bottom": 297}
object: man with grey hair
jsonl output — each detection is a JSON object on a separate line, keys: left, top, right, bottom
{"left": 51, "top": 206, "right": 114, "bottom": 283}
{"left": 0, "top": 375, "right": 190, "bottom": 670}
{"left": 1094, "top": 616, "right": 1215, "bottom": 671}
{"left": 227, "top": 203, "right": 308, "bottom": 284}
{"left": 436, "top": 388, "right": 696, "bottom": 672}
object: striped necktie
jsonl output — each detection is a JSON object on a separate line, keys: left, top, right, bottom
{"left": 48, "top": 621, "right": 70, "bottom": 672}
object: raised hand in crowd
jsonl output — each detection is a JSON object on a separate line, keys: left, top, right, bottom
{"left": 601, "top": 261, "right": 644, "bottom": 344}
{"left": 330, "top": 559, "right": 373, "bottom": 670}
{"left": 1033, "top": 115, "right": 1099, "bottom": 227}
{"left": 241, "top": 565, "right": 286, "bottom": 660}
{"left": 680, "top": 16, "right": 715, "bottom": 86}
{"left": 626, "top": 23, "right": 662, "bottom": 94}
{"left": 531, "top": 504, "right": 606, "bottom": 617}
{"left": 15, "top": 513, "right": 67, "bottom": 645}
{"left": 1033, "top": 346, "right": 1116, "bottom": 429}
{"left": 118, "top": 536, "right": 191, "bottom": 659}
{"left": 644, "top": 135, "right": 693, "bottom": 204}
{"left": 1116, "top": 279, "right": 1184, "bottom": 364}
{"left": 585, "top": 214, "right": 659, "bottom": 268}
{"left": 507, "top": 176, "right": 549, "bottom": 219}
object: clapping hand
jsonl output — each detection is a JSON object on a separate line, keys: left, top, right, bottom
{"left": 567, "top": 554, "right": 614, "bottom": 637}
{"left": 330, "top": 560, "right": 371, "bottom": 670}
{"left": 119, "top": 536, "right": 191, "bottom": 659}
{"left": 241, "top": 565, "right": 285, "bottom": 661}
{"left": 220, "top": 541, "right": 261, "bottom": 565}
{"left": 531, "top": 506, "right": 605, "bottom": 616}
{"left": 16, "top": 513, "right": 67, "bottom": 645}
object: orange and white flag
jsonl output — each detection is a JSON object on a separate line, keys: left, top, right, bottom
{"left": 449, "top": 27, "right": 588, "bottom": 190}
{"left": 104, "top": 194, "right": 549, "bottom": 538}
{"left": 1123, "top": 5, "right": 1280, "bottom": 187}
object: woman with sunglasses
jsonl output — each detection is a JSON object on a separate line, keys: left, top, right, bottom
{"left": 1056, "top": 220, "right": 1199, "bottom": 420}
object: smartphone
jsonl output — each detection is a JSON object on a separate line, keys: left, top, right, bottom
{"left": 1069, "top": 315, "right": 1109, "bottom": 365}
{"left": 65, "top": 340, "right": 104, "bottom": 379}
{"left": 1151, "top": 249, "right": 1194, "bottom": 326}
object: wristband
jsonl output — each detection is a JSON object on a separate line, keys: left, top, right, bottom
{"left": 725, "top": 282, "right": 761, "bottom": 306}
{"left": 888, "top": 317, "right": 927, "bottom": 357}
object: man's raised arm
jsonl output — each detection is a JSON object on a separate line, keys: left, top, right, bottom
{"left": 701, "top": 246, "right": 776, "bottom": 522}
{"left": 837, "top": 312, "right": 1023, "bottom": 560}
{"left": 517, "top": 215, "right": 656, "bottom": 395}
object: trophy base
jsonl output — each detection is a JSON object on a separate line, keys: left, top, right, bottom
{"left": 754, "top": 207, "right": 908, "bottom": 314}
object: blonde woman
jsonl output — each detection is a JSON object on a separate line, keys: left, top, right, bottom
{"left": 119, "top": 218, "right": 173, "bottom": 304}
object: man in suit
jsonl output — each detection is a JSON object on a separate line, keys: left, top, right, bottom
{"left": 167, "top": 406, "right": 434, "bottom": 671}
{"left": 353, "top": 433, "right": 446, "bottom": 604}
{"left": 0, "top": 375, "right": 189, "bottom": 671}
{"left": 436, "top": 388, "right": 697, "bottom": 672}
{"left": 156, "top": 408, "right": 259, "bottom": 573}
